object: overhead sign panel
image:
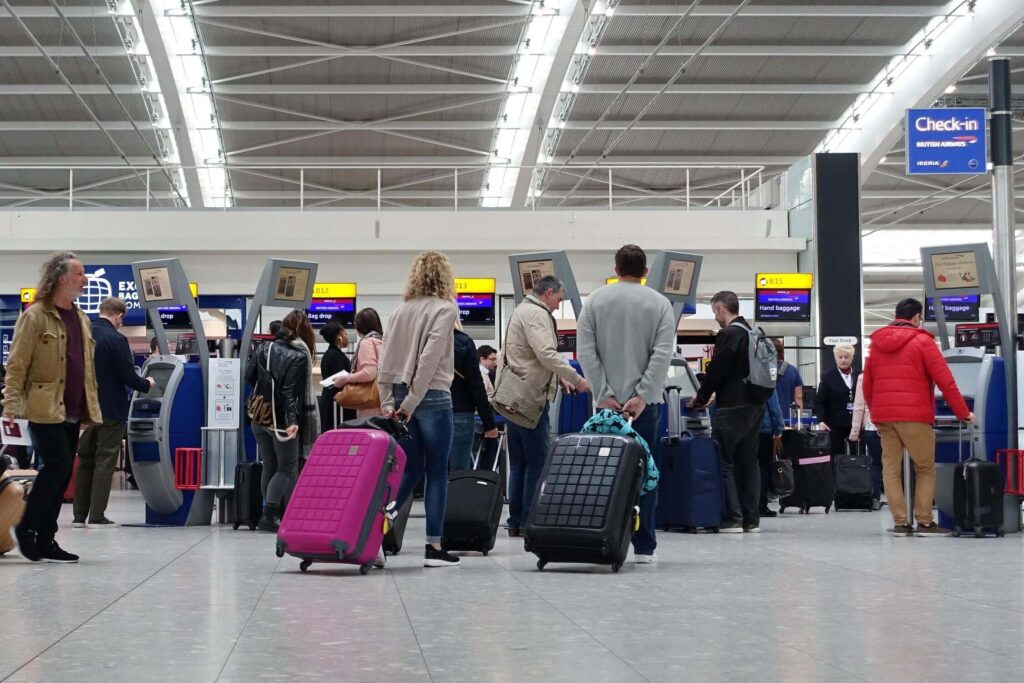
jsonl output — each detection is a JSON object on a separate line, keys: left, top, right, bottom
{"left": 756, "top": 273, "right": 813, "bottom": 290}
{"left": 312, "top": 282, "right": 357, "bottom": 299}
{"left": 905, "top": 107, "right": 987, "bottom": 175}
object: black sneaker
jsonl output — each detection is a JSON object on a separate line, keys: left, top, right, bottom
{"left": 424, "top": 544, "right": 460, "bottom": 568}
{"left": 39, "top": 541, "right": 79, "bottom": 564}
{"left": 719, "top": 523, "right": 744, "bottom": 534}
{"left": 71, "top": 517, "right": 87, "bottom": 529}
{"left": 87, "top": 517, "right": 118, "bottom": 528}
{"left": 759, "top": 509, "right": 778, "bottom": 518}
{"left": 15, "top": 527, "right": 41, "bottom": 562}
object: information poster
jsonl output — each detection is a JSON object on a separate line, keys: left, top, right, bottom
{"left": 930, "top": 252, "right": 980, "bottom": 290}
{"left": 664, "top": 259, "right": 696, "bottom": 296}
{"left": 275, "top": 267, "right": 311, "bottom": 302}
{"left": 139, "top": 267, "right": 174, "bottom": 302}
{"left": 517, "top": 260, "right": 555, "bottom": 293}
{"left": 207, "top": 358, "right": 241, "bottom": 428}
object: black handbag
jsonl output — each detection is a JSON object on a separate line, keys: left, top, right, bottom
{"left": 771, "top": 450, "right": 795, "bottom": 498}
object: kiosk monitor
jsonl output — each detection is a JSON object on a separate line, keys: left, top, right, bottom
{"left": 139, "top": 266, "right": 174, "bottom": 303}
{"left": 274, "top": 266, "right": 312, "bottom": 302}
{"left": 517, "top": 259, "right": 555, "bottom": 293}
{"left": 457, "top": 293, "right": 495, "bottom": 325}
{"left": 925, "top": 295, "right": 980, "bottom": 322}
{"left": 929, "top": 251, "right": 981, "bottom": 290}
{"left": 663, "top": 259, "right": 696, "bottom": 297}
{"left": 306, "top": 298, "right": 356, "bottom": 328}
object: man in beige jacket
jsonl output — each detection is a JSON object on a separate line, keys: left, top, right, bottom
{"left": 499, "top": 276, "right": 589, "bottom": 536}
{"left": 2, "top": 252, "right": 101, "bottom": 563}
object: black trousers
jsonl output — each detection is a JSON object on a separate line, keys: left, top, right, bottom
{"left": 712, "top": 404, "right": 765, "bottom": 527}
{"left": 20, "top": 421, "right": 79, "bottom": 544}
{"left": 829, "top": 427, "right": 852, "bottom": 456}
{"left": 757, "top": 433, "right": 775, "bottom": 511}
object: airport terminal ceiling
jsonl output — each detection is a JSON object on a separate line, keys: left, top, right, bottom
{"left": 0, "top": 0, "right": 1021, "bottom": 321}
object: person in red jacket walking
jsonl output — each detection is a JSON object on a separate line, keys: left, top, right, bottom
{"left": 863, "top": 298, "right": 974, "bottom": 537}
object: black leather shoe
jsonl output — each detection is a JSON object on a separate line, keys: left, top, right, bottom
{"left": 39, "top": 541, "right": 79, "bottom": 563}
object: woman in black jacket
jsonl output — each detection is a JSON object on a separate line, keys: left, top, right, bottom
{"left": 318, "top": 319, "right": 352, "bottom": 432}
{"left": 245, "top": 310, "right": 317, "bottom": 531}
{"left": 814, "top": 344, "right": 860, "bottom": 454}
{"left": 449, "top": 324, "right": 498, "bottom": 471}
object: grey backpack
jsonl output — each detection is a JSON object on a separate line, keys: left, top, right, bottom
{"left": 730, "top": 320, "right": 777, "bottom": 402}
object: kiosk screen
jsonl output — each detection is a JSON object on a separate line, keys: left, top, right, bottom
{"left": 457, "top": 293, "right": 495, "bottom": 325}
{"left": 517, "top": 260, "right": 555, "bottom": 293}
{"left": 156, "top": 305, "right": 191, "bottom": 329}
{"left": 274, "top": 267, "right": 312, "bottom": 302}
{"left": 663, "top": 259, "right": 696, "bottom": 296}
{"left": 925, "top": 295, "right": 980, "bottom": 322}
{"left": 929, "top": 251, "right": 980, "bottom": 290}
{"left": 146, "top": 365, "right": 173, "bottom": 399}
{"left": 306, "top": 298, "right": 356, "bottom": 327}
{"left": 139, "top": 267, "right": 174, "bottom": 302}
{"left": 755, "top": 290, "right": 810, "bottom": 322}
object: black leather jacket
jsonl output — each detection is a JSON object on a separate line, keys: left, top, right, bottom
{"left": 245, "top": 336, "right": 309, "bottom": 427}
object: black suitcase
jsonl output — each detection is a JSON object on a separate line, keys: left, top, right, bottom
{"left": 834, "top": 443, "right": 873, "bottom": 511}
{"left": 953, "top": 459, "right": 1004, "bottom": 537}
{"left": 382, "top": 495, "right": 413, "bottom": 555}
{"left": 232, "top": 460, "right": 263, "bottom": 530}
{"left": 525, "top": 433, "right": 645, "bottom": 572}
{"left": 779, "top": 454, "right": 834, "bottom": 514}
{"left": 442, "top": 432, "right": 505, "bottom": 554}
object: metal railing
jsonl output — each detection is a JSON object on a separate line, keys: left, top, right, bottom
{"left": 0, "top": 163, "right": 778, "bottom": 211}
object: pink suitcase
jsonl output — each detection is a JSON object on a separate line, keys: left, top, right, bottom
{"left": 275, "top": 429, "right": 406, "bottom": 574}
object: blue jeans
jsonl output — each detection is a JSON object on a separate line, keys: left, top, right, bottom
{"left": 392, "top": 385, "right": 453, "bottom": 544}
{"left": 631, "top": 404, "right": 662, "bottom": 556}
{"left": 449, "top": 411, "right": 477, "bottom": 471}
{"left": 506, "top": 404, "right": 551, "bottom": 529}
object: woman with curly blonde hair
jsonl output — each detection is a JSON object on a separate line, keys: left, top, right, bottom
{"left": 379, "top": 251, "right": 461, "bottom": 567}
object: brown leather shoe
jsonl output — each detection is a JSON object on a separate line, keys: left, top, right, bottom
{"left": 507, "top": 527, "right": 521, "bottom": 537}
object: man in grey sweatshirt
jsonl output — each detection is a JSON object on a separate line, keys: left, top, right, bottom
{"left": 577, "top": 244, "right": 677, "bottom": 563}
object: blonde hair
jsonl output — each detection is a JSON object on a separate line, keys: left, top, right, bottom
{"left": 833, "top": 344, "right": 856, "bottom": 356}
{"left": 36, "top": 251, "right": 79, "bottom": 303}
{"left": 404, "top": 251, "right": 455, "bottom": 301}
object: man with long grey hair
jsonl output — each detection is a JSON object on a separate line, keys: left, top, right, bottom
{"left": 2, "top": 252, "right": 101, "bottom": 562}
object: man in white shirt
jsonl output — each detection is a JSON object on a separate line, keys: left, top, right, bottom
{"left": 478, "top": 345, "right": 497, "bottom": 401}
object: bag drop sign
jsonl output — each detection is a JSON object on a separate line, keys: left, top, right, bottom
{"left": 905, "top": 107, "right": 987, "bottom": 175}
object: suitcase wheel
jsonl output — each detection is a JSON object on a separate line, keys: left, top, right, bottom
{"left": 611, "top": 562, "right": 622, "bottom": 574}
{"left": 825, "top": 506, "right": 830, "bottom": 514}
{"left": 996, "top": 531, "right": 1005, "bottom": 538}
{"left": 233, "top": 522, "right": 240, "bottom": 530}
{"left": 536, "top": 559, "right": 547, "bottom": 571}
{"left": 974, "top": 528, "right": 985, "bottom": 539}
{"left": 952, "top": 527, "right": 962, "bottom": 538}
{"left": 275, "top": 547, "right": 284, "bottom": 558}
{"left": 482, "top": 550, "right": 488, "bottom": 557}
{"left": 248, "top": 523, "right": 257, "bottom": 531}
{"left": 299, "top": 559, "right": 312, "bottom": 572}
{"left": 359, "top": 563, "right": 372, "bottom": 575}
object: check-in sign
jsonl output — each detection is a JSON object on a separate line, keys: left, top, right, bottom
{"left": 906, "top": 108, "right": 987, "bottom": 175}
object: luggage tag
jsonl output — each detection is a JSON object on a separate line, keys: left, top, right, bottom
{"left": 382, "top": 500, "right": 398, "bottom": 534}
{"left": 633, "top": 505, "right": 641, "bottom": 532}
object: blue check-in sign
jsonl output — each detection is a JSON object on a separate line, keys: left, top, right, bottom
{"left": 905, "top": 107, "right": 987, "bottom": 175}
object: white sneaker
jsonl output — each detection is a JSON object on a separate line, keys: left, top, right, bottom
{"left": 633, "top": 553, "right": 657, "bottom": 564}
{"left": 719, "top": 524, "right": 744, "bottom": 534}
{"left": 743, "top": 526, "right": 761, "bottom": 534}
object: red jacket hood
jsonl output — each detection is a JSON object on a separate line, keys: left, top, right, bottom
{"left": 870, "top": 321, "right": 933, "bottom": 353}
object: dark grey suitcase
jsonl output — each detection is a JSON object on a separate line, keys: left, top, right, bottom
{"left": 834, "top": 442, "right": 873, "bottom": 511}
{"left": 524, "top": 433, "right": 645, "bottom": 573}
{"left": 442, "top": 433, "right": 505, "bottom": 555}
{"left": 232, "top": 460, "right": 263, "bottom": 530}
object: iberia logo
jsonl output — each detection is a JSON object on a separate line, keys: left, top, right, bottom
{"left": 939, "top": 160, "right": 949, "bottom": 168}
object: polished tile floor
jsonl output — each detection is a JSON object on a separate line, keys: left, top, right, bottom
{"left": 2, "top": 491, "right": 1023, "bottom": 683}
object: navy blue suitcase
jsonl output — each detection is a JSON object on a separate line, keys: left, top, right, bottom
{"left": 553, "top": 360, "right": 592, "bottom": 434}
{"left": 656, "top": 386, "right": 723, "bottom": 532}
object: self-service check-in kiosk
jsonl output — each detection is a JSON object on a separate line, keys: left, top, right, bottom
{"left": 645, "top": 250, "right": 703, "bottom": 327}
{"left": 237, "top": 259, "right": 319, "bottom": 461}
{"left": 921, "top": 243, "right": 1021, "bottom": 533}
{"left": 127, "top": 259, "right": 212, "bottom": 525}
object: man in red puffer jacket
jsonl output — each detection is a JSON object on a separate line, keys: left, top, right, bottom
{"left": 863, "top": 298, "right": 974, "bottom": 537}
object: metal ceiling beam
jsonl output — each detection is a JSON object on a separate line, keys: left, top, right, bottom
{"left": 189, "top": 45, "right": 907, "bottom": 58}
{"left": 158, "top": 4, "right": 949, "bottom": 18}
{"left": 211, "top": 84, "right": 512, "bottom": 95}
{"left": 0, "top": 44, "right": 906, "bottom": 59}
{"left": 0, "top": 5, "right": 134, "bottom": 17}
{"left": 136, "top": 0, "right": 204, "bottom": 208}
{"left": 549, "top": 155, "right": 798, "bottom": 165}
{"left": 0, "top": 84, "right": 144, "bottom": 95}
{"left": 576, "top": 83, "right": 872, "bottom": 95}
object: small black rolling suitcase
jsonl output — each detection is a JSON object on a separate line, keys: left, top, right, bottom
{"left": 442, "top": 434, "right": 505, "bottom": 555}
{"left": 952, "top": 434, "right": 1004, "bottom": 538}
{"left": 524, "top": 433, "right": 645, "bottom": 573}
{"left": 233, "top": 460, "right": 263, "bottom": 530}
{"left": 833, "top": 442, "right": 873, "bottom": 511}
